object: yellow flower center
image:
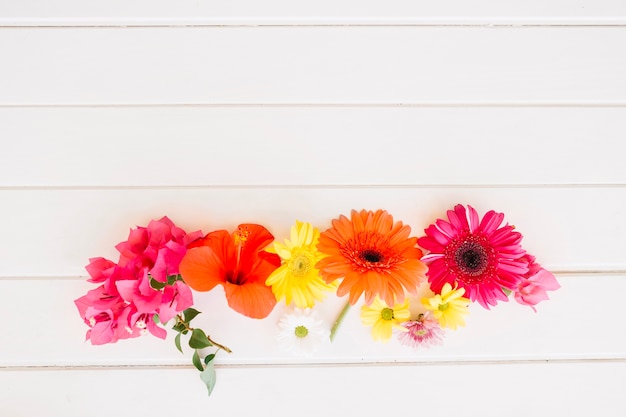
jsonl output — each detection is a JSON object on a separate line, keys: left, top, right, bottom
{"left": 288, "top": 251, "right": 313, "bottom": 277}
{"left": 438, "top": 302, "right": 449, "bottom": 312}
{"left": 233, "top": 226, "right": 250, "bottom": 246}
{"left": 381, "top": 308, "right": 394, "bottom": 321}
{"left": 294, "top": 325, "right": 309, "bottom": 338}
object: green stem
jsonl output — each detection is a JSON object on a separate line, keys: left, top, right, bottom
{"left": 330, "top": 301, "right": 351, "bottom": 342}
{"left": 207, "top": 335, "right": 232, "bottom": 353}
{"left": 175, "top": 314, "right": 232, "bottom": 353}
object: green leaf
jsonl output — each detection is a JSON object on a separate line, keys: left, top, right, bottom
{"left": 192, "top": 350, "right": 204, "bottom": 372}
{"left": 199, "top": 360, "right": 217, "bottom": 396}
{"left": 204, "top": 353, "right": 215, "bottom": 365}
{"left": 149, "top": 277, "right": 166, "bottom": 290}
{"left": 183, "top": 308, "right": 201, "bottom": 323}
{"left": 172, "top": 323, "right": 186, "bottom": 333}
{"left": 152, "top": 314, "right": 160, "bottom": 324}
{"left": 174, "top": 333, "right": 183, "bottom": 353}
{"left": 167, "top": 274, "right": 181, "bottom": 285}
{"left": 502, "top": 287, "right": 512, "bottom": 297}
{"left": 189, "top": 328, "right": 212, "bottom": 349}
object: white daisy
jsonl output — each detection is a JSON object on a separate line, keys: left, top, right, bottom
{"left": 276, "top": 308, "right": 329, "bottom": 356}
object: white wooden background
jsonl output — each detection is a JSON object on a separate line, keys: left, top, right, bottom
{"left": 2, "top": 2, "right": 626, "bottom": 416}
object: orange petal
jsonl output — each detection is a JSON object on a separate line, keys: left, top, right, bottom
{"left": 223, "top": 281, "right": 277, "bottom": 319}
{"left": 179, "top": 246, "right": 225, "bottom": 292}
{"left": 203, "top": 230, "right": 236, "bottom": 264}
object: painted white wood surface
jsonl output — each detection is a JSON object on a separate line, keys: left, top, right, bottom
{"left": 2, "top": 28, "right": 626, "bottom": 105}
{"left": 2, "top": 107, "right": 625, "bottom": 186}
{"left": 1, "top": 2, "right": 624, "bottom": 415}
{"left": 1, "top": 0, "right": 626, "bottom": 25}
{"left": 2, "top": 362, "right": 625, "bottom": 417}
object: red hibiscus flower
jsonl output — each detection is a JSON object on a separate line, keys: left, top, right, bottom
{"left": 179, "top": 224, "right": 281, "bottom": 319}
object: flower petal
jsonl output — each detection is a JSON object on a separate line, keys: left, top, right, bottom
{"left": 223, "top": 281, "right": 277, "bottom": 319}
{"left": 179, "top": 246, "right": 225, "bottom": 292}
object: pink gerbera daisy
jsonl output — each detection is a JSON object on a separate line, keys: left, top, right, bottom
{"left": 418, "top": 204, "right": 528, "bottom": 309}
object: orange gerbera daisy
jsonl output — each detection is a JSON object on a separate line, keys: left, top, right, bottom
{"left": 179, "top": 224, "right": 281, "bottom": 319}
{"left": 316, "top": 209, "right": 427, "bottom": 307}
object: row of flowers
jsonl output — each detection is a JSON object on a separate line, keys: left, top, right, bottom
{"left": 75, "top": 205, "right": 560, "bottom": 395}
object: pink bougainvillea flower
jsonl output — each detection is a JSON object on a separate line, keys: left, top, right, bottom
{"left": 418, "top": 204, "right": 528, "bottom": 309}
{"left": 158, "top": 281, "right": 194, "bottom": 323}
{"left": 179, "top": 224, "right": 281, "bottom": 319}
{"left": 397, "top": 311, "right": 445, "bottom": 349}
{"left": 85, "top": 257, "right": 116, "bottom": 283}
{"left": 316, "top": 209, "right": 427, "bottom": 307}
{"left": 514, "top": 255, "right": 560, "bottom": 311}
{"left": 116, "top": 216, "right": 203, "bottom": 283}
{"left": 75, "top": 217, "right": 202, "bottom": 345}
{"left": 116, "top": 270, "right": 164, "bottom": 315}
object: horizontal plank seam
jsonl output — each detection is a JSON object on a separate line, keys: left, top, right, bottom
{"left": 2, "top": 22, "right": 626, "bottom": 29}
{"left": 1, "top": 184, "right": 625, "bottom": 191}
{"left": 3, "top": 357, "right": 626, "bottom": 371}
{"left": 0, "top": 271, "right": 623, "bottom": 281}
{"left": 3, "top": 102, "right": 626, "bottom": 109}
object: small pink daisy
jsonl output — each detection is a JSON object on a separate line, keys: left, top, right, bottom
{"left": 397, "top": 312, "right": 444, "bottom": 349}
{"left": 418, "top": 204, "right": 528, "bottom": 309}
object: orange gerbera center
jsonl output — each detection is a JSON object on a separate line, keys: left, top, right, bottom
{"left": 343, "top": 243, "right": 397, "bottom": 273}
{"left": 360, "top": 249, "right": 384, "bottom": 263}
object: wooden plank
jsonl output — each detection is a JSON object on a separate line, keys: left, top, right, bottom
{"left": 2, "top": 361, "right": 625, "bottom": 416}
{"left": 1, "top": 27, "right": 625, "bottom": 104}
{"left": 0, "top": 274, "right": 620, "bottom": 367}
{"left": 0, "top": 187, "right": 623, "bottom": 277}
{"left": 2, "top": 106, "right": 625, "bottom": 187}
{"left": 1, "top": 0, "right": 626, "bottom": 26}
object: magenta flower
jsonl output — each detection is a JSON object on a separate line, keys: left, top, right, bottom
{"left": 116, "top": 217, "right": 203, "bottom": 283}
{"left": 514, "top": 255, "right": 561, "bottom": 311}
{"left": 397, "top": 312, "right": 444, "bottom": 349}
{"left": 75, "top": 217, "right": 202, "bottom": 345}
{"left": 418, "top": 204, "right": 528, "bottom": 309}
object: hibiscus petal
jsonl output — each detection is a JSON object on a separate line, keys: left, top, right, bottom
{"left": 223, "top": 281, "right": 277, "bottom": 318}
{"left": 238, "top": 224, "right": 275, "bottom": 258}
{"left": 179, "top": 246, "right": 225, "bottom": 292}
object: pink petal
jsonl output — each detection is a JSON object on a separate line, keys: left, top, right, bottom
{"left": 467, "top": 205, "right": 480, "bottom": 233}
{"left": 85, "top": 257, "right": 116, "bottom": 283}
{"left": 530, "top": 269, "right": 561, "bottom": 291}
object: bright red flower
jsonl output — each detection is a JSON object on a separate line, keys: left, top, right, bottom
{"left": 418, "top": 204, "right": 528, "bottom": 309}
{"left": 179, "top": 224, "right": 281, "bottom": 319}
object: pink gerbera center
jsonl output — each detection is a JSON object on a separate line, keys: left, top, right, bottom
{"left": 445, "top": 234, "right": 496, "bottom": 285}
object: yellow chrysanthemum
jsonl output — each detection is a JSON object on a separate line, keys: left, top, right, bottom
{"left": 266, "top": 221, "right": 337, "bottom": 308}
{"left": 422, "top": 283, "right": 470, "bottom": 330}
{"left": 360, "top": 297, "right": 410, "bottom": 342}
